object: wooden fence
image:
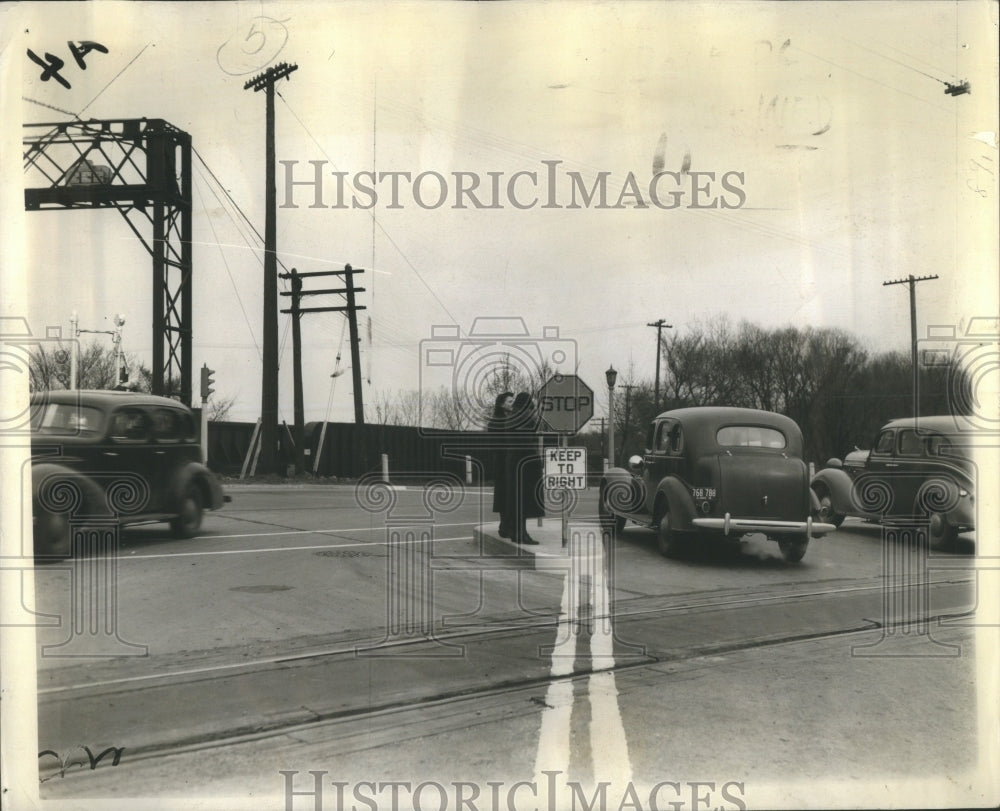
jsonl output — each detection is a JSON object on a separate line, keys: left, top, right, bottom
{"left": 206, "top": 420, "right": 568, "bottom": 481}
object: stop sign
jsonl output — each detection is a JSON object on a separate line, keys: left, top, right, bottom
{"left": 537, "top": 374, "right": 595, "bottom": 433}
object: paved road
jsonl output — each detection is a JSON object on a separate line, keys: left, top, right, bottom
{"left": 20, "top": 484, "right": 992, "bottom": 808}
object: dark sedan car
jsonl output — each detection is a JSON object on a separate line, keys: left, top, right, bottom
{"left": 810, "top": 416, "right": 976, "bottom": 547}
{"left": 30, "top": 390, "right": 228, "bottom": 558}
{"left": 599, "top": 406, "right": 835, "bottom": 562}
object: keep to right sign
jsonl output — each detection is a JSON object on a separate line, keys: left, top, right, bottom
{"left": 544, "top": 446, "right": 587, "bottom": 490}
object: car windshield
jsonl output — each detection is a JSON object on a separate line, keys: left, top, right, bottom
{"left": 716, "top": 425, "right": 786, "bottom": 449}
{"left": 31, "top": 403, "right": 104, "bottom": 435}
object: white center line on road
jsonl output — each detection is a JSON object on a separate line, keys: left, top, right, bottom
{"left": 118, "top": 522, "right": 478, "bottom": 559}
{"left": 533, "top": 564, "right": 576, "bottom": 791}
{"left": 588, "top": 536, "right": 633, "bottom": 790}
{"left": 533, "top": 526, "right": 634, "bottom": 801}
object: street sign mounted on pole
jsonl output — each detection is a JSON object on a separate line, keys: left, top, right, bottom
{"left": 544, "top": 447, "right": 587, "bottom": 490}
{"left": 537, "top": 374, "right": 595, "bottom": 434}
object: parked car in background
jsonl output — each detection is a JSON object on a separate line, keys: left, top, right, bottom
{"left": 599, "top": 406, "right": 835, "bottom": 562}
{"left": 30, "top": 390, "right": 229, "bottom": 559}
{"left": 810, "top": 416, "right": 976, "bottom": 547}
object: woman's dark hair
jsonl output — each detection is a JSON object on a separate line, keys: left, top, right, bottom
{"left": 492, "top": 391, "right": 514, "bottom": 419}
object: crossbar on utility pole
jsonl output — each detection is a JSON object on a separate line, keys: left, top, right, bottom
{"left": 883, "top": 274, "right": 939, "bottom": 417}
{"left": 647, "top": 319, "right": 672, "bottom": 414}
{"left": 280, "top": 264, "right": 368, "bottom": 453}
{"left": 245, "top": 61, "right": 298, "bottom": 475}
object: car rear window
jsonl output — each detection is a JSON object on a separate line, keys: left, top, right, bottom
{"left": 716, "top": 425, "right": 786, "bottom": 449}
{"left": 109, "top": 408, "right": 150, "bottom": 441}
{"left": 31, "top": 403, "right": 104, "bottom": 435}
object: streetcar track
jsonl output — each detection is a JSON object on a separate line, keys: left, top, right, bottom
{"left": 36, "top": 574, "right": 973, "bottom": 697}
{"left": 37, "top": 614, "right": 976, "bottom": 778}
{"left": 109, "top": 521, "right": 481, "bottom": 558}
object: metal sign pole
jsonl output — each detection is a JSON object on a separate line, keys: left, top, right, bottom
{"left": 561, "top": 432, "right": 569, "bottom": 548}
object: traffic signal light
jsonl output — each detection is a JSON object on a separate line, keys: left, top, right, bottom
{"left": 200, "top": 364, "right": 216, "bottom": 401}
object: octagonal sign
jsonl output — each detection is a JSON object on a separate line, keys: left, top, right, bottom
{"left": 538, "top": 374, "right": 595, "bottom": 434}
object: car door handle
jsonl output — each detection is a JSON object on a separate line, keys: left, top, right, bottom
{"left": 886, "top": 463, "right": 900, "bottom": 468}
{"left": 155, "top": 450, "right": 166, "bottom": 455}
{"left": 103, "top": 452, "right": 119, "bottom": 457}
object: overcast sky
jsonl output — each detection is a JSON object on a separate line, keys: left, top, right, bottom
{"left": 3, "top": 1, "right": 997, "bottom": 425}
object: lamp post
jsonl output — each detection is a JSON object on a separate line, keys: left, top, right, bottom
{"left": 111, "top": 314, "right": 126, "bottom": 387}
{"left": 606, "top": 365, "right": 618, "bottom": 468}
{"left": 69, "top": 310, "right": 79, "bottom": 390}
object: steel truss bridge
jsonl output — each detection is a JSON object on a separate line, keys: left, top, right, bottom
{"left": 24, "top": 118, "right": 193, "bottom": 405}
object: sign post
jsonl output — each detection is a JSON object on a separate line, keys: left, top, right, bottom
{"left": 545, "top": 445, "right": 588, "bottom": 546}
{"left": 538, "top": 374, "right": 595, "bottom": 547}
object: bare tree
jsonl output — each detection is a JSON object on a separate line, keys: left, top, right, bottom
{"left": 370, "top": 388, "right": 422, "bottom": 426}
{"left": 207, "top": 394, "right": 237, "bottom": 422}
{"left": 427, "top": 386, "right": 473, "bottom": 430}
{"left": 29, "top": 340, "right": 151, "bottom": 393}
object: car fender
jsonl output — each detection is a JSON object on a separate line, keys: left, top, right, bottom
{"left": 168, "top": 462, "right": 226, "bottom": 511}
{"left": 599, "top": 466, "right": 644, "bottom": 515}
{"left": 654, "top": 476, "right": 697, "bottom": 530}
{"left": 810, "top": 467, "right": 857, "bottom": 516}
{"left": 31, "top": 463, "right": 107, "bottom": 518}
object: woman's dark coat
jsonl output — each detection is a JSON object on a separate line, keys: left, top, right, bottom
{"left": 506, "top": 402, "right": 546, "bottom": 521}
{"left": 488, "top": 412, "right": 510, "bottom": 516}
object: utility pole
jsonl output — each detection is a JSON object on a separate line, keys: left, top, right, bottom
{"left": 344, "top": 265, "right": 365, "bottom": 425}
{"left": 647, "top": 319, "right": 672, "bottom": 413}
{"left": 245, "top": 61, "right": 298, "bottom": 475}
{"left": 883, "top": 274, "right": 938, "bottom": 417}
{"left": 289, "top": 269, "right": 305, "bottom": 475}
{"left": 280, "top": 263, "right": 367, "bottom": 467}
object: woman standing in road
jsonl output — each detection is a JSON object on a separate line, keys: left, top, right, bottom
{"left": 508, "top": 391, "right": 545, "bottom": 545}
{"left": 488, "top": 392, "right": 515, "bottom": 538}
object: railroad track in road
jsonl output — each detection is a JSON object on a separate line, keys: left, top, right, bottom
{"left": 36, "top": 568, "right": 976, "bottom": 777}
{"left": 37, "top": 571, "right": 974, "bottom": 695}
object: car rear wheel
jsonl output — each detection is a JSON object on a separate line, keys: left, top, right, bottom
{"left": 656, "top": 512, "right": 684, "bottom": 558}
{"left": 778, "top": 537, "right": 809, "bottom": 563}
{"left": 811, "top": 483, "right": 844, "bottom": 528}
{"left": 170, "top": 485, "right": 204, "bottom": 538}
{"left": 34, "top": 508, "right": 72, "bottom": 561}
{"left": 928, "top": 512, "right": 959, "bottom": 548}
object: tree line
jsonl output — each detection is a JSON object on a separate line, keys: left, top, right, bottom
{"left": 374, "top": 318, "right": 968, "bottom": 467}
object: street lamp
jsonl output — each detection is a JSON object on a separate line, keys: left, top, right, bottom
{"left": 112, "top": 314, "right": 126, "bottom": 387}
{"left": 606, "top": 365, "right": 618, "bottom": 468}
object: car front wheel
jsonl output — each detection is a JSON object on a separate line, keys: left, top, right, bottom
{"left": 928, "top": 512, "right": 959, "bottom": 548}
{"left": 34, "top": 508, "right": 72, "bottom": 561}
{"left": 598, "top": 490, "right": 626, "bottom": 535}
{"left": 811, "top": 483, "right": 845, "bottom": 528}
{"left": 171, "top": 485, "right": 204, "bottom": 538}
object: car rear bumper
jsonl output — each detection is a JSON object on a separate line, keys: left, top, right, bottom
{"left": 692, "top": 514, "right": 837, "bottom": 538}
